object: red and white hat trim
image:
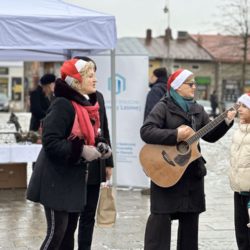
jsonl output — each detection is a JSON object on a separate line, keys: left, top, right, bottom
{"left": 75, "top": 59, "right": 87, "bottom": 72}
{"left": 64, "top": 59, "right": 87, "bottom": 85}
{"left": 238, "top": 93, "right": 250, "bottom": 109}
{"left": 170, "top": 69, "right": 193, "bottom": 89}
{"left": 65, "top": 75, "right": 74, "bottom": 85}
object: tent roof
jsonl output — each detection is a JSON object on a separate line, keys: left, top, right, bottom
{"left": 0, "top": 0, "right": 116, "bottom": 58}
{"left": 1, "top": 0, "right": 110, "bottom": 17}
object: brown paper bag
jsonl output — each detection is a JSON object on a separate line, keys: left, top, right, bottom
{"left": 96, "top": 186, "right": 116, "bottom": 228}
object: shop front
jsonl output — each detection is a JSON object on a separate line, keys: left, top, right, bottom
{"left": 195, "top": 76, "right": 211, "bottom": 99}
{"left": 0, "top": 62, "right": 24, "bottom": 111}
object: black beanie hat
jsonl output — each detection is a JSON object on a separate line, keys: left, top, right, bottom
{"left": 153, "top": 67, "right": 168, "bottom": 79}
{"left": 40, "top": 74, "right": 56, "bottom": 85}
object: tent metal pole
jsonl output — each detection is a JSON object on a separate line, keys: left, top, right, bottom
{"left": 66, "top": 50, "right": 72, "bottom": 59}
{"left": 110, "top": 49, "right": 117, "bottom": 187}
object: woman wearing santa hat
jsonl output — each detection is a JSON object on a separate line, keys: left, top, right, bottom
{"left": 228, "top": 93, "right": 250, "bottom": 250}
{"left": 26, "top": 58, "right": 111, "bottom": 249}
{"left": 140, "top": 68, "right": 237, "bottom": 250}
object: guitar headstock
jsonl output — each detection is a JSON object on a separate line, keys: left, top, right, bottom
{"left": 228, "top": 103, "right": 240, "bottom": 112}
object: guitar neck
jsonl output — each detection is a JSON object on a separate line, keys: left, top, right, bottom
{"left": 186, "top": 105, "right": 237, "bottom": 145}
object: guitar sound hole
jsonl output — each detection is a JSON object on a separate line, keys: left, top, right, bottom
{"left": 177, "top": 141, "right": 189, "bottom": 154}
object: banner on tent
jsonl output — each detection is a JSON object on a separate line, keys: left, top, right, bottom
{"left": 95, "top": 55, "right": 149, "bottom": 188}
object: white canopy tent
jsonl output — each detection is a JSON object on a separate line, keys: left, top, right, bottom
{"left": 0, "top": 0, "right": 118, "bottom": 184}
{"left": 0, "top": 0, "right": 116, "bottom": 59}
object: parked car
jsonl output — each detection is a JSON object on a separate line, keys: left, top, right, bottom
{"left": 196, "top": 99, "right": 219, "bottom": 116}
{"left": 0, "top": 93, "right": 10, "bottom": 112}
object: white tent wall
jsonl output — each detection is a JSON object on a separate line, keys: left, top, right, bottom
{"left": 93, "top": 55, "right": 149, "bottom": 188}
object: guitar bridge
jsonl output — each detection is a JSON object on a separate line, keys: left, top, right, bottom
{"left": 162, "top": 150, "right": 175, "bottom": 167}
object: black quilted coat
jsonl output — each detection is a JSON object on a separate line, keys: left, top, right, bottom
{"left": 140, "top": 96, "right": 233, "bottom": 214}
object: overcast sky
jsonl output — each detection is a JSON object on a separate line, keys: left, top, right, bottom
{"left": 66, "top": 0, "right": 222, "bottom": 38}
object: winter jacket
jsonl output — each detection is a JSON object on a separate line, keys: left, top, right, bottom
{"left": 144, "top": 78, "right": 167, "bottom": 121}
{"left": 140, "top": 96, "right": 233, "bottom": 214}
{"left": 29, "top": 85, "right": 51, "bottom": 131}
{"left": 27, "top": 79, "right": 101, "bottom": 212}
{"left": 229, "top": 123, "right": 250, "bottom": 192}
{"left": 87, "top": 91, "right": 114, "bottom": 185}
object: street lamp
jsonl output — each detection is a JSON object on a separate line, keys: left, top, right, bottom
{"left": 163, "top": 1, "right": 170, "bottom": 69}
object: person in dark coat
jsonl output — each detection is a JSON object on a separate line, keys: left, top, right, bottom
{"left": 144, "top": 67, "right": 168, "bottom": 121}
{"left": 140, "top": 68, "right": 237, "bottom": 250}
{"left": 74, "top": 56, "right": 114, "bottom": 250}
{"left": 29, "top": 73, "right": 56, "bottom": 131}
{"left": 210, "top": 90, "right": 218, "bottom": 118}
{"left": 26, "top": 58, "right": 112, "bottom": 250}
{"left": 141, "top": 67, "right": 168, "bottom": 195}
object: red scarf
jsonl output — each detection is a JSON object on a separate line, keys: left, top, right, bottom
{"left": 69, "top": 101, "right": 100, "bottom": 146}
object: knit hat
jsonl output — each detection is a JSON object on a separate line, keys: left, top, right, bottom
{"left": 153, "top": 67, "right": 167, "bottom": 79}
{"left": 167, "top": 68, "right": 193, "bottom": 91}
{"left": 40, "top": 74, "right": 56, "bottom": 85}
{"left": 60, "top": 58, "right": 88, "bottom": 85}
{"left": 238, "top": 93, "right": 250, "bottom": 109}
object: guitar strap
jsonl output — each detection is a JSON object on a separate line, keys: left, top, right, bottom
{"left": 184, "top": 110, "right": 196, "bottom": 131}
{"left": 191, "top": 115, "right": 196, "bottom": 131}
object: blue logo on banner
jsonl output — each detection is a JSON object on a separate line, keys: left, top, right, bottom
{"left": 108, "top": 74, "right": 126, "bottom": 95}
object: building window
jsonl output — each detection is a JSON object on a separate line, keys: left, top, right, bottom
{"left": 173, "top": 65, "right": 180, "bottom": 69}
{"left": 192, "top": 65, "right": 199, "bottom": 70}
{"left": 0, "top": 67, "right": 9, "bottom": 75}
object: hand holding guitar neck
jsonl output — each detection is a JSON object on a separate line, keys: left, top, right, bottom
{"left": 177, "top": 125, "right": 193, "bottom": 141}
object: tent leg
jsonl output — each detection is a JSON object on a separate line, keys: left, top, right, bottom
{"left": 110, "top": 49, "right": 117, "bottom": 187}
{"left": 67, "top": 50, "right": 72, "bottom": 59}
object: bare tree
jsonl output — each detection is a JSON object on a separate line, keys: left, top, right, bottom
{"left": 217, "top": 0, "right": 250, "bottom": 94}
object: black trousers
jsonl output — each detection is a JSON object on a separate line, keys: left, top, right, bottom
{"left": 78, "top": 184, "right": 100, "bottom": 250}
{"left": 234, "top": 192, "right": 250, "bottom": 250}
{"left": 40, "top": 207, "right": 79, "bottom": 250}
{"left": 144, "top": 212, "right": 199, "bottom": 250}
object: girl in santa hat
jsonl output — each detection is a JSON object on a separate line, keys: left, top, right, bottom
{"left": 228, "top": 93, "right": 250, "bottom": 250}
{"left": 27, "top": 58, "right": 111, "bottom": 249}
{"left": 140, "top": 68, "right": 237, "bottom": 250}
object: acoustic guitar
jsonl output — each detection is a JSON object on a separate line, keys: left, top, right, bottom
{"left": 139, "top": 103, "right": 239, "bottom": 188}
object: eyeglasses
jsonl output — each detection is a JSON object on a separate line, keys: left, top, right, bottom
{"left": 183, "top": 82, "right": 196, "bottom": 88}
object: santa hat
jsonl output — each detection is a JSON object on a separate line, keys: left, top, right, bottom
{"left": 167, "top": 68, "right": 193, "bottom": 91}
{"left": 60, "top": 59, "right": 87, "bottom": 85}
{"left": 238, "top": 93, "right": 250, "bottom": 109}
